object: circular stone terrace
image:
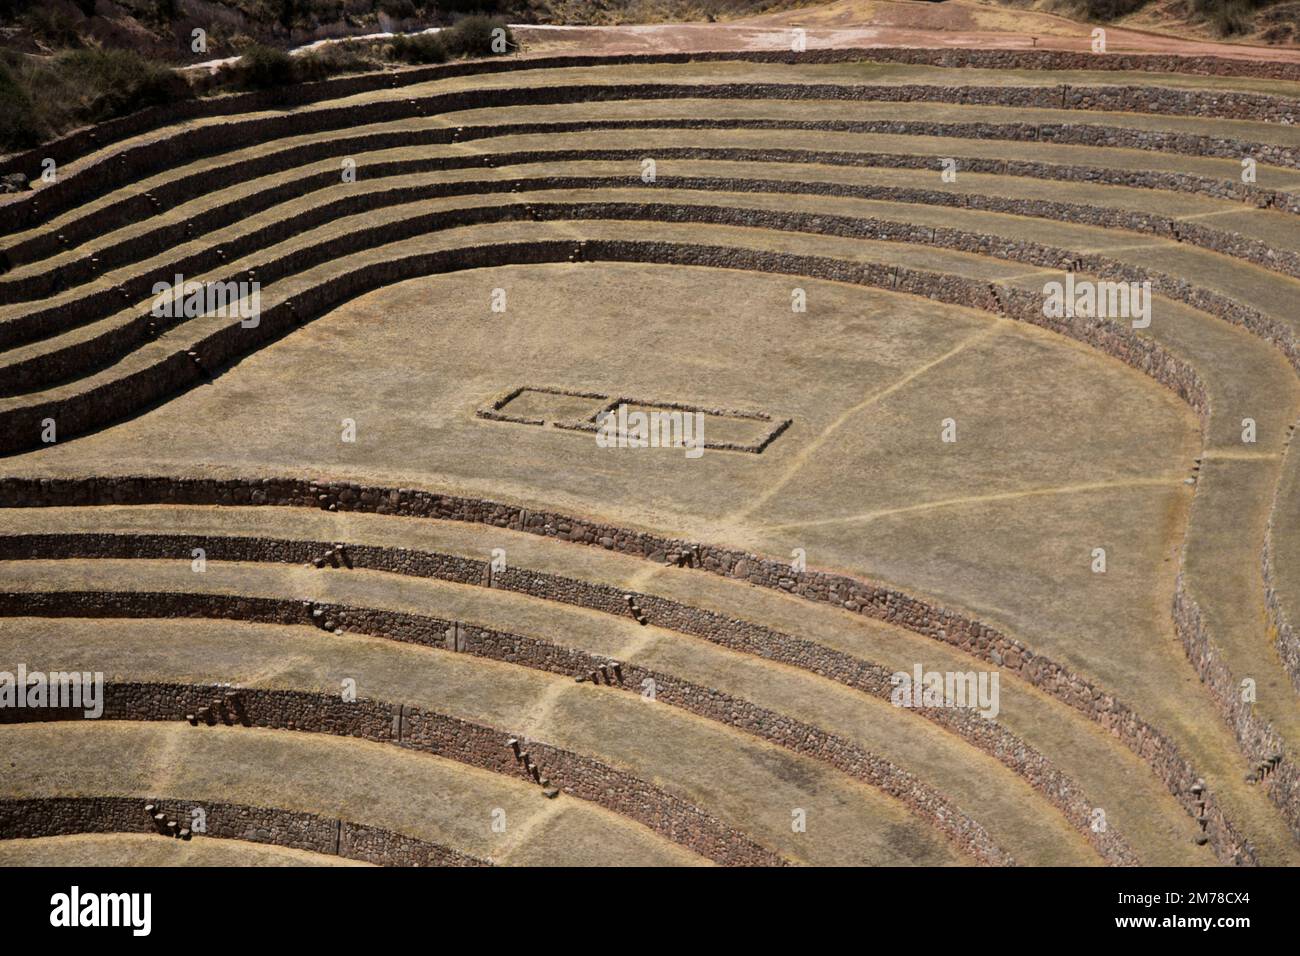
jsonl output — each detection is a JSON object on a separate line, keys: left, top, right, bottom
{"left": 1, "top": 22, "right": 1299, "bottom": 868}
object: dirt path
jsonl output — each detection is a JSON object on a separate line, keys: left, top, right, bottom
{"left": 184, "top": 0, "right": 1300, "bottom": 74}
{"left": 514, "top": 0, "right": 1300, "bottom": 64}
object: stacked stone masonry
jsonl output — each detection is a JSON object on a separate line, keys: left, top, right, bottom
{"left": 1263, "top": 438, "right": 1300, "bottom": 698}
{"left": 6, "top": 138, "right": 1300, "bottom": 321}
{"left": 0, "top": 796, "right": 488, "bottom": 866}
{"left": 5, "top": 109, "right": 1298, "bottom": 285}
{"left": 0, "top": 529, "right": 1137, "bottom": 863}
{"left": 0, "top": 588, "right": 1014, "bottom": 865}
{"left": 0, "top": 189, "right": 1288, "bottom": 401}
{"left": 0, "top": 233, "right": 1221, "bottom": 452}
{"left": 0, "top": 680, "right": 783, "bottom": 866}
{"left": 3, "top": 43, "right": 1299, "bottom": 193}
{"left": 2, "top": 77, "right": 1297, "bottom": 236}
{"left": 0, "top": 477, "right": 1258, "bottom": 864}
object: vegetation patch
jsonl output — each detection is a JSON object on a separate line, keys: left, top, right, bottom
{"left": 0, "top": 17, "right": 514, "bottom": 154}
{"left": 0, "top": 46, "right": 186, "bottom": 152}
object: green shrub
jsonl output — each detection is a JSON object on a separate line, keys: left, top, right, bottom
{"left": 0, "top": 5, "right": 524, "bottom": 154}
{"left": 1187, "top": 0, "right": 1267, "bottom": 35}
{"left": 237, "top": 43, "right": 294, "bottom": 89}
{"left": 293, "top": 44, "right": 381, "bottom": 81}
{"left": 20, "top": 7, "right": 84, "bottom": 47}
{"left": 0, "top": 47, "right": 185, "bottom": 153}
{"left": 390, "top": 31, "right": 447, "bottom": 64}
{"left": 290, "top": 50, "right": 330, "bottom": 83}
{"left": 0, "top": 58, "right": 41, "bottom": 151}
{"left": 49, "top": 47, "right": 180, "bottom": 121}
{"left": 441, "top": 15, "right": 512, "bottom": 59}
{"left": 1205, "top": 0, "right": 1258, "bottom": 33}
{"left": 1213, "top": 4, "right": 1252, "bottom": 33}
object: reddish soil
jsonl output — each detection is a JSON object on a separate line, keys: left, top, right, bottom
{"left": 512, "top": 1, "right": 1300, "bottom": 64}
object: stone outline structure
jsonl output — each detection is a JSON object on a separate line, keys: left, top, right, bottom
{"left": 0, "top": 796, "right": 489, "bottom": 866}
{"left": 478, "top": 385, "right": 791, "bottom": 455}
{"left": 477, "top": 385, "right": 610, "bottom": 428}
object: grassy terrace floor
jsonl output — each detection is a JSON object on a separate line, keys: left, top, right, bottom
{"left": 0, "top": 587, "right": 1101, "bottom": 866}
{"left": 6, "top": 149, "right": 1300, "bottom": 305}
{"left": 0, "top": 571, "right": 973, "bottom": 867}
{"left": 2, "top": 243, "right": 1294, "bottom": 845}
{"left": 0, "top": 504, "right": 1213, "bottom": 864}
{"left": 0, "top": 720, "right": 706, "bottom": 867}
{"left": 0, "top": 834, "right": 369, "bottom": 866}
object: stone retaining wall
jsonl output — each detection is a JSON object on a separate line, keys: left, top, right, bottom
{"left": 5, "top": 146, "right": 1297, "bottom": 318}
{"left": 0, "top": 231, "right": 1215, "bottom": 450}
{"left": 1172, "top": 582, "right": 1300, "bottom": 839}
{"left": 3, "top": 78, "right": 1294, "bottom": 234}
{"left": 0, "top": 679, "right": 780, "bottom": 866}
{"left": 0, "top": 216, "right": 1263, "bottom": 859}
{"left": 0, "top": 796, "right": 487, "bottom": 866}
{"left": 0, "top": 530, "right": 1136, "bottom": 863}
{"left": 0, "top": 588, "right": 1016, "bottom": 866}
{"left": 1, "top": 180, "right": 1289, "bottom": 396}
{"left": 6, "top": 112, "right": 1294, "bottom": 281}
{"left": 1263, "top": 538, "right": 1298, "bottom": 695}
{"left": 1263, "top": 439, "right": 1300, "bottom": 697}
{"left": 2, "top": 44, "right": 1297, "bottom": 189}
{"left": 0, "top": 477, "right": 1255, "bottom": 864}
